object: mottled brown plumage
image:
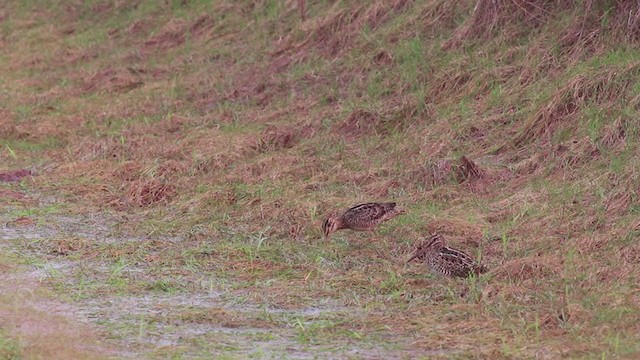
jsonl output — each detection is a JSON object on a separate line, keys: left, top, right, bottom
{"left": 407, "top": 234, "right": 488, "bottom": 278}
{"left": 322, "top": 202, "right": 405, "bottom": 239}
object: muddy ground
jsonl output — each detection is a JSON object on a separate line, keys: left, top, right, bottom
{"left": 1, "top": 202, "right": 426, "bottom": 359}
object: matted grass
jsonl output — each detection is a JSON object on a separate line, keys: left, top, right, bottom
{"left": 2, "top": 0, "right": 640, "bottom": 358}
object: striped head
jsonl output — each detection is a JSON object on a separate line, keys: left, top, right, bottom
{"left": 407, "top": 234, "right": 445, "bottom": 263}
{"left": 321, "top": 216, "right": 340, "bottom": 240}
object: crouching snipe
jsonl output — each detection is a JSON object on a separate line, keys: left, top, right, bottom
{"left": 407, "top": 234, "right": 488, "bottom": 278}
{"left": 322, "top": 202, "right": 405, "bottom": 240}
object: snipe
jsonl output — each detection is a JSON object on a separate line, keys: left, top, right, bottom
{"left": 322, "top": 202, "right": 405, "bottom": 240}
{"left": 407, "top": 234, "right": 488, "bottom": 278}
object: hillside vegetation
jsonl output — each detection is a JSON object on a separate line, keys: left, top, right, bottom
{"left": 2, "top": 0, "right": 640, "bottom": 358}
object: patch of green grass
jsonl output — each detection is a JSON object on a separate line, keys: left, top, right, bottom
{"left": 1, "top": 137, "right": 64, "bottom": 154}
{"left": 7, "top": 203, "right": 68, "bottom": 218}
{"left": 147, "top": 279, "right": 183, "bottom": 294}
{"left": 395, "top": 35, "right": 426, "bottom": 89}
{"left": 0, "top": 331, "right": 22, "bottom": 360}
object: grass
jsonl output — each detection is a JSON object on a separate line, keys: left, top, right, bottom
{"left": 2, "top": 0, "right": 640, "bottom": 358}
{"left": 0, "top": 331, "right": 21, "bottom": 360}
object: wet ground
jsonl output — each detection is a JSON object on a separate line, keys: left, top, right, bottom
{"left": 1, "top": 207, "right": 420, "bottom": 359}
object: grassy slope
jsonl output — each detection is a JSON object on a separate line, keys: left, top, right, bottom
{"left": 2, "top": 0, "right": 640, "bottom": 358}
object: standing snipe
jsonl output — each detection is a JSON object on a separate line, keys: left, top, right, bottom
{"left": 407, "top": 234, "right": 488, "bottom": 278}
{"left": 322, "top": 202, "right": 405, "bottom": 240}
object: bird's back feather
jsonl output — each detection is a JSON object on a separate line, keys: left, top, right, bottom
{"left": 340, "top": 202, "right": 402, "bottom": 230}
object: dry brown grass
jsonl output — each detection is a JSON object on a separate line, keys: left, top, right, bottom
{"left": 0, "top": 110, "right": 17, "bottom": 139}
{"left": 52, "top": 237, "right": 91, "bottom": 256}
{"left": 492, "top": 254, "right": 562, "bottom": 282}
{"left": 444, "top": 0, "right": 553, "bottom": 49}
{"left": 275, "top": 0, "right": 412, "bottom": 59}
{"left": 446, "top": 1, "right": 640, "bottom": 52}
{"left": 0, "top": 169, "right": 33, "bottom": 183}
{"left": 250, "top": 125, "right": 301, "bottom": 153}
{"left": 3, "top": 0, "right": 640, "bottom": 357}
{"left": 141, "top": 15, "right": 213, "bottom": 51}
{"left": 82, "top": 67, "right": 144, "bottom": 94}
{"left": 0, "top": 189, "right": 34, "bottom": 203}
{"left": 515, "top": 66, "right": 640, "bottom": 146}
{"left": 124, "top": 178, "right": 176, "bottom": 207}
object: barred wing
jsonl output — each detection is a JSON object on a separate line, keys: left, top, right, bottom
{"left": 342, "top": 202, "right": 398, "bottom": 229}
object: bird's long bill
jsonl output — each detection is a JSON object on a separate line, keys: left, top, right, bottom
{"left": 406, "top": 252, "right": 421, "bottom": 263}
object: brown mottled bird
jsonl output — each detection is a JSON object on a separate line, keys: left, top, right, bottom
{"left": 322, "top": 202, "right": 405, "bottom": 240}
{"left": 407, "top": 234, "right": 488, "bottom": 278}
